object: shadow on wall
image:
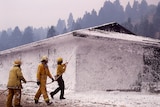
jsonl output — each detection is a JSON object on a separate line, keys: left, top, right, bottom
{"left": 135, "top": 46, "right": 160, "bottom": 93}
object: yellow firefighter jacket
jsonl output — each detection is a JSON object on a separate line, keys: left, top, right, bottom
{"left": 37, "top": 63, "right": 53, "bottom": 85}
{"left": 56, "top": 64, "right": 66, "bottom": 76}
{"left": 7, "top": 65, "right": 26, "bottom": 89}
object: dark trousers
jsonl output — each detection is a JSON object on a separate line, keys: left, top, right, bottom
{"left": 50, "top": 76, "right": 65, "bottom": 98}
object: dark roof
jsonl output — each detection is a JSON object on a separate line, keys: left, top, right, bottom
{"left": 91, "top": 22, "right": 136, "bottom": 35}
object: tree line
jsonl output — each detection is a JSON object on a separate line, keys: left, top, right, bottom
{"left": 0, "top": 0, "right": 160, "bottom": 51}
{"left": 122, "top": 1, "right": 160, "bottom": 39}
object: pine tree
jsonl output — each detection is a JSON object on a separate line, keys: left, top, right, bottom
{"left": 47, "top": 26, "right": 56, "bottom": 38}
{"left": 21, "top": 26, "right": 33, "bottom": 45}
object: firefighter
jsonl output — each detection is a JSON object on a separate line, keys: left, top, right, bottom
{"left": 6, "top": 59, "right": 26, "bottom": 107}
{"left": 50, "top": 57, "right": 68, "bottom": 100}
{"left": 34, "top": 56, "right": 54, "bottom": 105}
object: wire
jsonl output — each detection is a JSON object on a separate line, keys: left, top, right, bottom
{"left": 0, "top": 89, "right": 8, "bottom": 96}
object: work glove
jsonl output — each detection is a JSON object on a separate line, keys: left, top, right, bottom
{"left": 37, "top": 81, "right": 40, "bottom": 86}
{"left": 51, "top": 78, "right": 54, "bottom": 82}
{"left": 23, "top": 80, "right": 27, "bottom": 83}
{"left": 21, "top": 78, "right": 26, "bottom": 83}
{"left": 54, "top": 75, "right": 59, "bottom": 80}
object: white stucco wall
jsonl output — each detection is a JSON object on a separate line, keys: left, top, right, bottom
{"left": 75, "top": 36, "right": 144, "bottom": 91}
{"left": 1, "top": 30, "right": 160, "bottom": 92}
{"left": 0, "top": 34, "right": 77, "bottom": 90}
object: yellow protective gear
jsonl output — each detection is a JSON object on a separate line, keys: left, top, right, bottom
{"left": 57, "top": 57, "right": 63, "bottom": 63}
{"left": 34, "top": 63, "right": 53, "bottom": 102}
{"left": 14, "top": 59, "right": 22, "bottom": 66}
{"left": 7, "top": 66, "right": 26, "bottom": 89}
{"left": 41, "top": 56, "right": 48, "bottom": 62}
{"left": 6, "top": 63, "right": 26, "bottom": 107}
{"left": 6, "top": 89, "right": 21, "bottom": 107}
{"left": 34, "top": 84, "right": 50, "bottom": 102}
{"left": 56, "top": 64, "right": 66, "bottom": 76}
{"left": 36, "top": 63, "right": 53, "bottom": 82}
{"left": 50, "top": 61, "right": 67, "bottom": 100}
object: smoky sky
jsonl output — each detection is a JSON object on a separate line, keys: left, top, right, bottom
{"left": 0, "top": 0, "right": 159, "bottom": 30}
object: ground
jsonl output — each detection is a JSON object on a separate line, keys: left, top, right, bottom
{"left": 1, "top": 90, "right": 160, "bottom": 107}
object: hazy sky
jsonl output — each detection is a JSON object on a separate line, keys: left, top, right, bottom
{"left": 0, "top": 0, "right": 159, "bottom": 31}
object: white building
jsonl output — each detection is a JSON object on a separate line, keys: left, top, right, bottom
{"left": 0, "top": 22, "right": 160, "bottom": 92}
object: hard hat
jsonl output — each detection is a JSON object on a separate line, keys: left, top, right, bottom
{"left": 57, "top": 57, "right": 63, "bottom": 63}
{"left": 41, "top": 56, "right": 48, "bottom": 62}
{"left": 14, "top": 59, "right": 22, "bottom": 65}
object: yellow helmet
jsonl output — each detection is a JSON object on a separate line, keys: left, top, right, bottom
{"left": 14, "top": 59, "right": 22, "bottom": 65}
{"left": 57, "top": 57, "right": 63, "bottom": 63}
{"left": 41, "top": 56, "right": 48, "bottom": 62}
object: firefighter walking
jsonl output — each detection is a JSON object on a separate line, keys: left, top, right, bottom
{"left": 6, "top": 59, "right": 26, "bottom": 107}
{"left": 34, "top": 56, "right": 54, "bottom": 105}
{"left": 50, "top": 57, "right": 68, "bottom": 100}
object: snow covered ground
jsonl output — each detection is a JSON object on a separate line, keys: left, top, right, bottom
{"left": 1, "top": 81, "right": 160, "bottom": 107}
{"left": 1, "top": 85, "right": 160, "bottom": 107}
